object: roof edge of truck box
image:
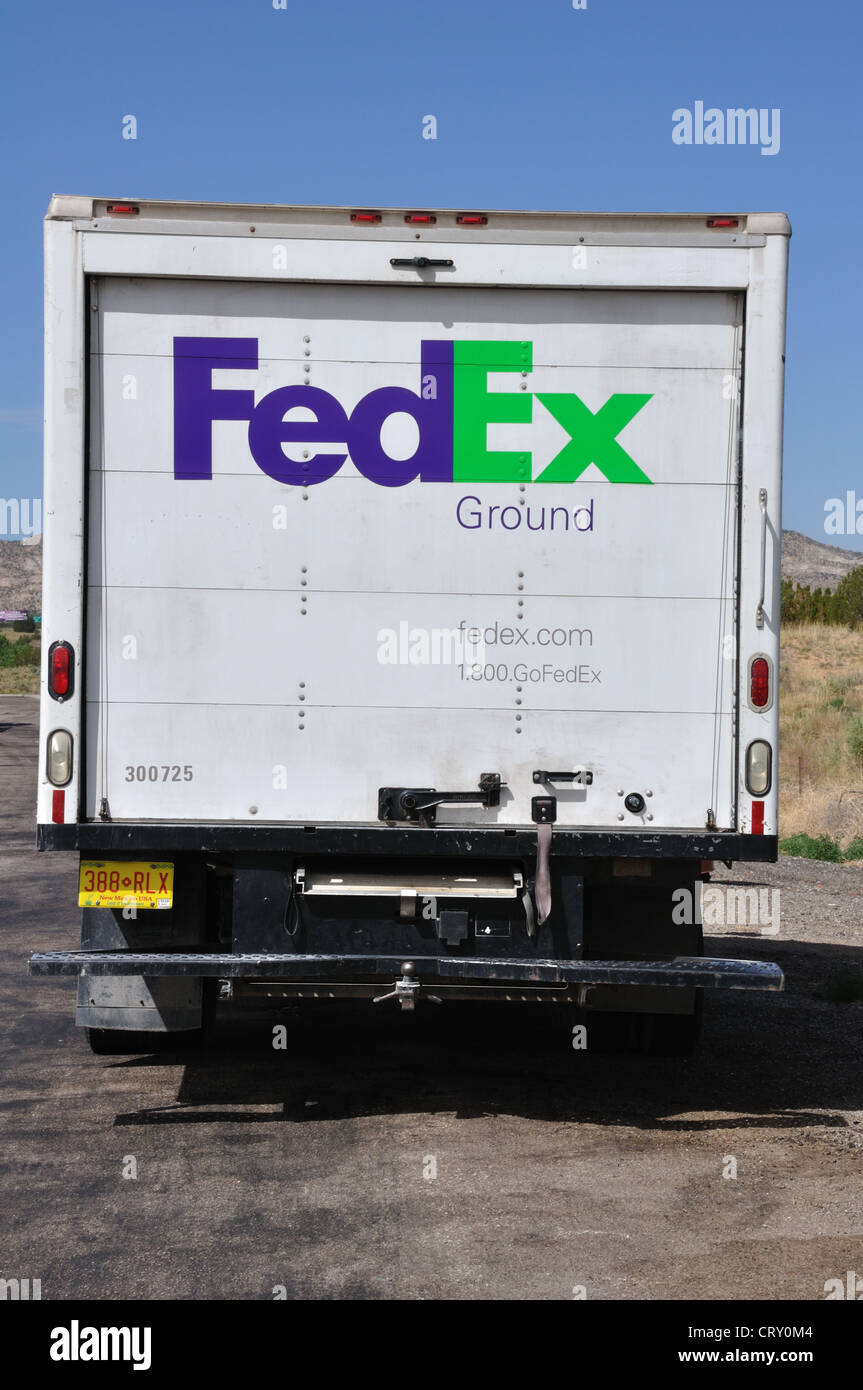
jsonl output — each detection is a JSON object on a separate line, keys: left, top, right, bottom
{"left": 44, "top": 194, "right": 791, "bottom": 242}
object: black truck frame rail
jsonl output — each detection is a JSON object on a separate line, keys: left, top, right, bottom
{"left": 36, "top": 823, "right": 778, "bottom": 860}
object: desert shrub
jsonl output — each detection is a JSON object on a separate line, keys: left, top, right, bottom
{"left": 779, "top": 833, "right": 845, "bottom": 861}
{"left": 848, "top": 716, "right": 863, "bottom": 766}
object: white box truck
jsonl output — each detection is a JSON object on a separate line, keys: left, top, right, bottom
{"left": 30, "top": 197, "right": 787, "bottom": 1054}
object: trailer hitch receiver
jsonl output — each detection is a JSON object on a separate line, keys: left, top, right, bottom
{"left": 372, "top": 962, "right": 441, "bottom": 1010}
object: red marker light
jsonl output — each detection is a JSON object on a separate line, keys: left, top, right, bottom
{"left": 52, "top": 790, "right": 65, "bottom": 824}
{"left": 750, "top": 657, "right": 769, "bottom": 708}
{"left": 48, "top": 641, "right": 74, "bottom": 700}
{"left": 707, "top": 217, "right": 738, "bottom": 228}
{"left": 350, "top": 211, "right": 382, "bottom": 223}
{"left": 751, "top": 800, "right": 765, "bottom": 834}
{"left": 50, "top": 644, "right": 70, "bottom": 697}
{"left": 456, "top": 214, "right": 488, "bottom": 226}
{"left": 404, "top": 213, "right": 436, "bottom": 224}
{"left": 106, "top": 203, "right": 139, "bottom": 216}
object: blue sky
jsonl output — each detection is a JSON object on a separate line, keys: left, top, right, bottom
{"left": 1, "top": 0, "right": 861, "bottom": 548}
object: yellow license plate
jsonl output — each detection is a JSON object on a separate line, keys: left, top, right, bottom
{"left": 78, "top": 861, "right": 174, "bottom": 910}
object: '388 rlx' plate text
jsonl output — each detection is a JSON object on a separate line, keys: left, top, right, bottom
{"left": 78, "top": 861, "right": 174, "bottom": 910}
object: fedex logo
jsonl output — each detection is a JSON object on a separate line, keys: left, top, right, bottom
{"left": 173, "top": 336, "right": 653, "bottom": 487}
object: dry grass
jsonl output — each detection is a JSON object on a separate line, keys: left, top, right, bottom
{"left": 0, "top": 667, "right": 40, "bottom": 694}
{"left": 779, "top": 624, "right": 863, "bottom": 846}
{"left": 0, "top": 628, "right": 40, "bottom": 695}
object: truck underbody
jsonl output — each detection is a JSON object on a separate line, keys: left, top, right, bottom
{"left": 30, "top": 829, "right": 783, "bottom": 1056}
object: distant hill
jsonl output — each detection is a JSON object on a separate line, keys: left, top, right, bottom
{"left": 781, "top": 530, "right": 863, "bottom": 592}
{"left": 0, "top": 531, "right": 861, "bottom": 612}
{"left": 0, "top": 537, "right": 42, "bottom": 611}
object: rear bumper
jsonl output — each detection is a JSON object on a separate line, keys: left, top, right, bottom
{"left": 35, "top": 823, "right": 778, "bottom": 861}
{"left": 28, "top": 951, "right": 784, "bottom": 991}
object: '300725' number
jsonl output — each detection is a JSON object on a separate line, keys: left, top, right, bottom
{"left": 124, "top": 765, "right": 193, "bottom": 782}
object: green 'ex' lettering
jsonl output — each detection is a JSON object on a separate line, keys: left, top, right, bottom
{"left": 452, "top": 340, "right": 533, "bottom": 482}
{"left": 535, "top": 392, "right": 653, "bottom": 483}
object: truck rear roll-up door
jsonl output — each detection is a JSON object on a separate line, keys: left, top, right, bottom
{"left": 86, "top": 278, "right": 741, "bottom": 831}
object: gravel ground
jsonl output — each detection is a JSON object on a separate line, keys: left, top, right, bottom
{"left": 1, "top": 695, "right": 861, "bottom": 1301}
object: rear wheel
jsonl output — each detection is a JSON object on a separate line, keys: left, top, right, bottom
{"left": 575, "top": 994, "right": 703, "bottom": 1057}
{"left": 577, "top": 905, "right": 705, "bottom": 1056}
{"left": 630, "top": 992, "right": 704, "bottom": 1056}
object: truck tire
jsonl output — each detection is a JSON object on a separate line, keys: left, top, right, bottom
{"left": 85, "top": 1027, "right": 203, "bottom": 1055}
{"left": 577, "top": 914, "right": 705, "bottom": 1056}
{"left": 631, "top": 993, "right": 704, "bottom": 1057}
{"left": 574, "top": 996, "right": 703, "bottom": 1057}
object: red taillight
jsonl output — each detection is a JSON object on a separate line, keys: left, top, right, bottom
{"left": 52, "top": 790, "right": 65, "bottom": 824}
{"left": 49, "top": 641, "right": 74, "bottom": 700}
{"left": 456, "top": 214, "right": 488, "bottom": 225}
{"left": 750, "top": 657, "right": 770, "bottom": 708}
{"left": 106, "top": 203, "right": 139, "bottom": 216}
{"left": 751, "top": 800, "right": 765, "bottom": 834}
{"left": 404, "top": 213, "right": 436, "bottom": 224}
{"left": 707, "top": 217, "right": 738, "bottom": 228}
{"left": 350, "top": 211, "right": 381, "bottom": 223}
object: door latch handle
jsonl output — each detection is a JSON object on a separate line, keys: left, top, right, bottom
{"left": 533, "top": 769, "right": 593, "bottom": 785}
{"left": 389, "top": 256, "right": 454, "bottom": 269}
{"left": 378, "top": 773, "right": 502, "bottom": 824}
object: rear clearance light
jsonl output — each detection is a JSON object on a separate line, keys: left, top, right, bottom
{"left": 750, "top": 656, "right": 770, "bottom": 709}
{"left": 106, "top": 203, "right": 139, "bottom": 216}
{"left": 350, "top": 211, "right": 381, "bottom": 223}
{"left": 746, "top": 741, "right": 772, "bottom": 796}
{"left": 404, "top": 213, "right": 436, "bottom": 224}
{"left": 48, "top": 640, "right": 74, "bottom": 700}
{"left": 456, "top": 214, "right": 488, "bottom": 225}
{"left": 47, "top": 730, "right": 73, "bottom": 787}
{"left": 707, "top": 217, "right": 738, "bottom": 228}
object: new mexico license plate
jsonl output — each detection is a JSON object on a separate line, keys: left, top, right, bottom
{"left": 78, "top": 861, "right": 174, "bottom": 910}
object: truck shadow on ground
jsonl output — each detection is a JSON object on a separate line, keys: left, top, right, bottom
{"left": 108, "top": 937, "right": 863, "bottom": 1134}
